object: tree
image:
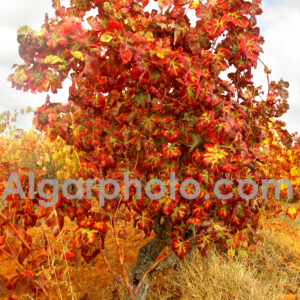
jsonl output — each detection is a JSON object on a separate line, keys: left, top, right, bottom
{"left": 5, "top": 0, "right": 296, "bottom": 299}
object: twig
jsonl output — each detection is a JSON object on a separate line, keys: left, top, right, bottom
{"left": 0, "top": 211, "right": 36, "bottom": 264}
{"left": 133, "top": 252, "right": 172, "bottom": 297}
{"left": 134, "top": 150, "right": 139, "bottom": 171}
{"left": 2, "top": 247, "right": 49, "bottom": 297}
{"left": 41, "top": 221, "right": 63, "bottom": 300}
{"left": 53, "top": 212, "right": 77, "bottom": 300}
{"left": 99, "top": 247, "right": 122, "bottom": 283}
{"left": 258, "top": 58, "right": 271, "bottom": 97}
{"left": 111, "top": 214, "right": 134, "bottom": 299}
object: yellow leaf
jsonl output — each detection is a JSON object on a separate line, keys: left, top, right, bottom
{"left": 286, "top": 207, "right": 297, "bottom": 220}
{"left": 101, "top": 33, "right": 113, "bottom": 43}
{"left": 203, "top": 144, "right": 229, "bottom": 167}
{"left": 13, "top": 67, "right": 28, "bottom": 85}
{"left": 189, "top": 0, "right": 200, "bottom": 9}
{"left": 71, "top": 51, "right": 85, "bottom": 61}
{"left": 227, "top": 247, "right": 235, "bottom": 258}
{"left": 157, "top": 51, "right": 166, "bottom": 59}
{"left": 144, "top": 32, "right": 154, "bottom": 42}
{"left": 37, "top": 28, "right": 46, "bottom": 36}
{"left": 44, "top": 55, "right": 66, "bottom": 65}
{"left": 65, "top": 157, "right": 72, "bottom": 165}
{"left": 63, "top": 145, "right": 72, "bottom": 153}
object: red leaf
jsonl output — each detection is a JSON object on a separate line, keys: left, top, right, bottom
{"left": 186, "top": 217, "right": 201, "bottom": 227}
{"left": 174, "top": 0, "right": 187, "bottom": 5}
{"left": 239, "top": 34, "right": 262, "bottom": 63}
{"left": 172, "top": 238, "right": 190, "bottom": 260}
{"left": 195, "top": 111, "right": 214, "bottom": 131}
{"left": 118, "top": 229, "right": 128, "bottom": 239}
{"left": 119, "top": 44, "right": 132, "bottom": 64}
{"left": 204, "top": 18, "right": 227, "bottom": 38}
{"left": 93, "top": 220, "right": 107, "bottom": 233}
{"left": 134, "top": 211, "right": 153, "bottom": 236}
{"left": 18, "top": 245, "right": 30, "bottom": 264}
{"left": 170, "top": 203, "right": 189, "bottom": 223}
{"left": 0, "top": 234, "right": 6, "bottom": 246}
{"left": 158, "top": 0, "right": 172, "bottom": 10}
{"left": 162, "top": 143, "right": 182, "bottom": 159}
{"left": 163, "top": 54, "right": 189, "bottom": 78}
{"left": 225, "top": 12, "right": 249, "bottom": 28}
{"left": 196, "top": 234, "right": 211, "bottom": 257}
{"left": 87, "top": 17, "right": 102, "bottom": 31}
{"left": 65, "top": 250, "right": 76, "bottom": 261}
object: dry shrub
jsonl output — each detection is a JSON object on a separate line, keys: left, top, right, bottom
{"left": 151, "top": 249, "right": 285, "bottom": 300}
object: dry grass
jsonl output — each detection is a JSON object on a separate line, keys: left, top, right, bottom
{"left": 1, "top": 211, "right": 299, "bottom": 300}
{"left": 37, "top": 213, "right": 300, "bottom": 300}
{"left": 149, "top": 249, "right": 287, "bottom": 300}
{"left": 148, "top": 214, "right": 300, "bottom": 300}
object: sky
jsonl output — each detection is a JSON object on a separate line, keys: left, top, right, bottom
{"left": 0, "top": 0, "right": 299, "bottom": 134}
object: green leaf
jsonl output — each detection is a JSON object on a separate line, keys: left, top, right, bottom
{"left": 238, "top": 248, "right": 249, "bottom": 259}
{"left": 227, "top": 247, "right": 236, "bottom": 258}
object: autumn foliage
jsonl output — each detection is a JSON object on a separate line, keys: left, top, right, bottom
{"left": 0, "top": 0, "right": 299, "bottom": 299}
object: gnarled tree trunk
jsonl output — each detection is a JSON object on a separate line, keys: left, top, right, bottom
{"left": 128, "top": 217, "right": 177, "bottom": 300}
{"left": 126, "top": 218, "right": 198, "bottom": 300}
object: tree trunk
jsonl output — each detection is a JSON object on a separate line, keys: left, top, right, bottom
{"left": 128, "top": 217, "right": 177, "bottom": 300}
{"left": 126, "top": 218, "right": 198, "bottom": 300}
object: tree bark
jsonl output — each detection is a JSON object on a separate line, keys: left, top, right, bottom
{"left": 128, "top": 217, "right": 177, "bottom": 300}
{"left": 126, "top": 218, "right": 198, "bottom": 300}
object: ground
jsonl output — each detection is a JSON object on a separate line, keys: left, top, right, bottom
{"left": 0, "top": 208, "right": 299, "bottom": 300}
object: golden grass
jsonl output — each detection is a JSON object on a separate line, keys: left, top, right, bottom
{"left": 149, "top": 249, "right": 286, "bottom": 300}
{"left": 1, "top": 211, "right": 298, "bottom": 300}
{"left": 148, "top": 214, "right": 300, "bottom": 300}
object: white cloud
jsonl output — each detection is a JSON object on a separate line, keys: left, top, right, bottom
{"left": 0, "top": 1, "right": 52, "bottom": 28}
{"left": 253, "top": 0, "right": 300, "bottom": 134}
